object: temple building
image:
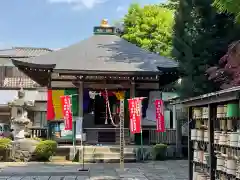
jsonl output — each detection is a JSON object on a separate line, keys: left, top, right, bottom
{"left": 0, "top": 47, "right": 52, "bottom": 126}
{"left": 10, "top": 20, "right": 179, "bottom": 145}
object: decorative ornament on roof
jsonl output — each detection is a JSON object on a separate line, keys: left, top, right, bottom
{"left": 93, "top": 18, "right": 115, "bottom": 35}
{"left": 100, "top": 19, "right": 109, "bottom": 27}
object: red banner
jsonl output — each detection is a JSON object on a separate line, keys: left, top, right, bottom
{"left": 61, "top": 95, "right": 73, "bottom": 130}
{"left": 128, "top": 98, "right": 142, "bottom": 134}
{"left": 155, "top": 99, "right": 165, "bottom": 132}
{"left": 47, "top": 89, "right": 55, "bottom": 120}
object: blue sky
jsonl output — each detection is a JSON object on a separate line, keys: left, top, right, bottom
{"left": 0, "top": 0, "right": 166, "bottom": 49}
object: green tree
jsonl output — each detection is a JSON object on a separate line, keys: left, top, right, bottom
{"left": 213, "top": 0, "right": 240, "bottom": 22}
{"left": 160, "top": 0, "right": 179, "bottom": 10}
{"left": 172, "top": 0, "right": 240, "bottom": 98}
{"left": 122, "top": 3, "right": 174, "bottom": 57}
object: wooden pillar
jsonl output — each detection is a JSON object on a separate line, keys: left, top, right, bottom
{"left": 78, "top": 81, "right": 84, "bottom": 141}
{"left": 174, "top": 104, "right": 182, "bottom": 157}
{"left": 208, "top": 104, "right": 215, "bottom": 180}
{"left": 188, "top": 106, "right": 193, "bottom": 180}
{"left": 173, "top": 104, "right": 176, "bottom": 129}
{"left": 129, "top": 80, "right": 135, "bottom": 144}
{"left": 78, "top": 81, "right": 84, "bottom": 118}
{"left": 47, "top": 70, "right": 52, "bottom": 139}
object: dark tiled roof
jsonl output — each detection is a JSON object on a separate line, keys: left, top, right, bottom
{"left": 0, "top": 47, "right": 52, "bottom": 88}
{"left": 0, "top": 47, "right": 52, "bottom": 66}
{"left": 12, "top": 35, "right": 178, "bottom": 72}
{"left": 0, "top": 47, "right": 52, "bottom": 57}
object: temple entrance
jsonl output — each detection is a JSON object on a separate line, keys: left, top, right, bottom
{"left": 94, "top": 95, "right": 106, "bottom": 125}
{"left": 94, "top": 93, "right": 119, "bottom": 125}
{"left": 93, "top": 92, "right": 119, "bottom": 143}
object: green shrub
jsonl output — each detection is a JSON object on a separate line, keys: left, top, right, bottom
{"left": 0, "top": 138, "right": 11, "bottom": 150}
{"left": 152, "top": 143, "right": 168, "bottom": 161}
{"left": 34, "top": 140, "right": 57, "bottom": 161}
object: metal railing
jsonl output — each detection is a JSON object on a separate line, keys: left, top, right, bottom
{"left": 29, "top": 127, "right": 48, "bottom": 139}
{"left": 148, "top": 128, "right": 176, "bottom": 145}
{"left": 83, "top": 127, "right": 176, "bottom": 145}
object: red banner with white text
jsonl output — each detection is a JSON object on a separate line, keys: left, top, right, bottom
{"left": 155, "top": 99, "right": 165, "bottom": 132}
{"left": 128, "top": 98, "right": 142, "bottom": 134}
{"left": 61, "top": 95, "right": 73, "bottom": 130}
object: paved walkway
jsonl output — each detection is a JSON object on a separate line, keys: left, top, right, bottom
{"left": 0, "top": 160, "right": 188, "bottom": 180}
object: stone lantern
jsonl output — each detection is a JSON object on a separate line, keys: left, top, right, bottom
{"left": 8, "top": 88, "right": 34, "bottom": 140}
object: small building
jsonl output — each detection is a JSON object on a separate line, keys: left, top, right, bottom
{"left": 0, "top": 47, "right": 52, "bottom": 126}
{"left": 11, "top": 20, "right": 179, "bottom": 145}
{"left": 181, "top": 86, "right": 240, "bottom": 180}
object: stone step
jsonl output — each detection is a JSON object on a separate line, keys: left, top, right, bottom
{"left": 82, "top": 152, "right": 135, "bottom": 159}
{"left": 80, "top": 146, "right": 135, "bottom": 153}
{"left": 56, "top": 146, "right": 138, "bottom": 162}
{"left": 82, "top": 158, "right": 136, "bottom": 163}
{"left": 51, "top": 156, "right": 67, "bottom": 161}
{"left": 115, "top": 140, "right": 131, "bottom": 145}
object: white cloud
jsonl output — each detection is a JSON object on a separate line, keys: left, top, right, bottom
{"left": 48, "top": 0, "right": 108, "bottom": 9}
{"left": 116, "top": 6, "right": 125, "bottom": 12}
{"left": 116, "top": 5, "right": 127, "bottom": 18}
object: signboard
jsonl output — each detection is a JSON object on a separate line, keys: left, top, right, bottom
{"left": 75, "top": 117, "right": 83, "bottom": 140}
{"left": 155, "top": 99, "right": 165, "bottom": 132}
{"left": 128, "top": 98, "right": 141, "bottom": 134}
{"left": 60, "top": 95, "right": 73, "bottom": 130}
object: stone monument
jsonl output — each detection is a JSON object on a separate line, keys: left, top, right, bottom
{"left": 8, "top": 88, "right": 40, "bottom": 161}
{"left": 8, "top": 88, "right": 34, "bottom": 140}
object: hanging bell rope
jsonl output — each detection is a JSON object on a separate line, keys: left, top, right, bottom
{"left": 105, "top": 90, "right": 108, "bottom": 124}
{"left": 105, "top": 88, "right": 120, "bottom": 127}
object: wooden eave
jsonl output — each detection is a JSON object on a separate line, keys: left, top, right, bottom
{"left": 52, "top": 68, "right": 179, "bottom": 82}
{"left": 12, "top": 59, "right": 55, "bottom": 86}
{"left": 12, "top": 59, "right": 56, "bottom": 69}
{"left": 181, "top": 86, "right": 240, "bottom": 107}
{"left": 12, "top": 59, "right": 179, "bottom": 87}
{"left": 52, "top": 69, "right": 161, "bottom": 83}
{"left": 53, "top": 69, "right": 161, "bottom": 76}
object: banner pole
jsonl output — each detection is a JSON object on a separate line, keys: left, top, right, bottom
{"left": 140, "top": 100, "right": 144, "bottom": 162}
{"left": 70, "top": 95, "right": 76, "bottom": 159}
{"left": 132, "top": 97, "right": 146, "bottom": 162}
{"left": 140, "top": 129, "right": 144, "bottom": 162}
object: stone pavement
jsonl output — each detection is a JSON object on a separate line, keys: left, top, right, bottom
{"left": 0, "top": 160, "right": 188, "bottom": 180}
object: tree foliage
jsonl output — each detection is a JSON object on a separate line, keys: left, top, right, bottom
{"left": 160, "top": 0, "right": 179, "bottom": 10}
{"left": 122, "top": 3, "right": 174, "bottom": 57}
{"left": 207, "top": 1, "right": 240, "bottom": 89}
{"left": 172, "top": 0, "right": 240, "bottom": 98}
{"left": 207, "top": 41, "right": 240, "bottom": 89}
{"left": 213, "top": 0, "right": 240, "bottom": 22}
